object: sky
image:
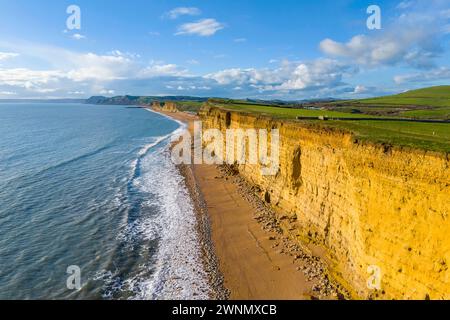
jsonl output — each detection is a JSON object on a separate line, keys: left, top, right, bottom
{"left": 0, "top": 0, "right": 449, "bottom": 99}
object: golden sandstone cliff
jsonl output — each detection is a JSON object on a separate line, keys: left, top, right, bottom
{"left": 152, "top": 101, "right": 179, "bottom": 113}
{"left": 197, "top": 105, "right": 450, "bottom": 300}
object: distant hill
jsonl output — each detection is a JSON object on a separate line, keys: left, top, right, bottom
{"left": 325, "top": 85, "right": 450, "bottom": 119}
{"left": 85, "top": 95, "right": 340, "bottom": 108}
{"left": 395, "top": 86, "right": 450, "bottom": 99}
{"left": 85, "top": 95, "right": 209, "bottom": 106}
{"left": 355, "top": 85, "right": 450, "bottom": 107}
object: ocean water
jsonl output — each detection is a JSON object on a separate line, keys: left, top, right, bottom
{"left": 0, "top": 103, "right": 210, "bottom": 300}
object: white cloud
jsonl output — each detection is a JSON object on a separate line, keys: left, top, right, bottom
{"left": 0, "top": 42, "right": 142, "bottom": 82}
{"left": 205, "top": 59, "right": 356, "bottom": 92}
{"left": 320, "top": 1, "right": 447, "bottom": 69}
{"left": 0, "top": 68, "right": 65, "bottom": 88}
{"left": 0, "top": 42, "right": 191, "bottom": 97}
{"left": 275, "top": 59, "right": 355, "bottom": 91}
{"left": 187, "top": 59, "right": 200, "bottom": 65}
{"left": 173, "top": 85, "right": 211, "bottom": 91}
{"left": 108, "top": 50, "right": 141, "bottom": 59}
{"left": 165, "top": 7, "right": 201, "bottom": 19}
{"left": 100, "top": 89, "right": 116, "bottom": 95}
{"left": 175, "top": 19, "right": 225, "bottom": 37}
{"left": 34, "top": 88, "right": 58, "bottom": 93}
{"left": 206, "top": 68, "right": 252, "bottom": 85}
{"left": 72, "top": 33, "right": 86, "bottom": 40}
{"left": 68, "top": 91, "right": 85, "bottom": 95}
{"left": 234, "top": 38, "right": 247, "bottom": 43}
{"left": 0, "top": 40, "right": 372, "bottom": 99}
{"left": 397, "top": 1, "right": 414, "bottom": 10}
{"left": 138, "top": 61, "right": 188, "bottom": 77}
{"left": 394, "top": 67, "right": 450, "bottom": 83}
{"left": 66, "top": 52, "right": 136, "bottom": 81}
{"left": 0, "top": 54, "right": 358, "bottom": 99}
{"left": 320, "top": 31, "right": 438, "bottom": 68}
{"left": 353, "top": 85, "right": 368, "bottom": 94}
{"left": 0, "top": 91, "right": 16, "bottom": 95}
{"left": 0, "top": 52, "right": 19, "bottom": 60}
{"left": 0, "top": 39, "right": 207, "bottom": 96}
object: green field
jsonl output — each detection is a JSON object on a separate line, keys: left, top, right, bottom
{"left": 359, "top": 86, "right": 450, "bottom": 107}
{"left": 213, "top": 103, "right": 379, "bottom": 119}
{"left": 399, "top": 107, "right": 450, "bottom": 119}
{"left": 327, "top": 120, "right": 450, "bottom": 153}
{"left": 205, "top": 86, "right": 450, "bottom": 153}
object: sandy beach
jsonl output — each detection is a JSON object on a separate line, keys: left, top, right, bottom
{"left": 154, "top": 108, "right": 343, "bottom": 300}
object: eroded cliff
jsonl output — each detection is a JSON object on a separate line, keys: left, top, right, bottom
{"left": 199, "top": 105, "right": 450, "bottom": 300}
{"left": 151, "top": 101, "right": 179, "bottom": 113}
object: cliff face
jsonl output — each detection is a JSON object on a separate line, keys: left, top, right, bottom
{"left": 162, "top": 102, "right": 179, "bottom": 113}
{"left": 199, "top": 105, "right": 450, "bottom": 299}
{"left": 151, "top": 101, "right": 179, "bottom": 113}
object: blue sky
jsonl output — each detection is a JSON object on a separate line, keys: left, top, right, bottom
{"left": 0, "top": 0, "right": 449, "bottom": 99}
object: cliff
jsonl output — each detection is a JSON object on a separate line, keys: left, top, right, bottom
{"left": 199, "top": 105, "right": 450, "bottom": 299}
{"left": 150, "top": 101, "right": 178, "bottom": 113}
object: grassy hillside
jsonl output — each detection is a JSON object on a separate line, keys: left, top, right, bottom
{"left": 361, "top": 86, "right": 450, "bottom": 105}
{"left": 398, "top": 85, "right": 450, "bottom": 98}
{"left": 332, "top": 86, "right": 450, "bottom": 120}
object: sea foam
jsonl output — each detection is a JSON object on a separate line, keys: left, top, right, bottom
{"left": 111, "top": 116, "right": 210, "bottom": 300}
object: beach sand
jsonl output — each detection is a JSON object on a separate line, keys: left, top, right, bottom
{"left": 153, "top": 108, "right": 342, "bottom": 300}
{"left": 191, "top": 163, "right": 311, "bottom": 299}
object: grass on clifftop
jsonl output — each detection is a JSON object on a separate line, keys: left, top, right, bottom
{"left": 327, "top": 120, "right": 450, "bottom": 153}
{"left": 173, "top": 101, "right": 204, "bottom": 113}
{"left": 210, "top": 96, "right": 450, "bottom": 153}
{"left": 213, "top": 103, "right": 379, "bottom": 119}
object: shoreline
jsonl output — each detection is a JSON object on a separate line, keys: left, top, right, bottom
{"left": 152, "top": 109, "right": 229, "bottom": 300}
{"left": 153, "top": 108, "right": 347, "bottom": 300}
{"left": 177, "top": 162, "right": 230, "bottom": 300}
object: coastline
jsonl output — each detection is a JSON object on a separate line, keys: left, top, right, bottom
{"left": 152, "top": 109, "right": 229, "bottom": 300}
{"left": 153, "top": 108, "right": 346, "bottom": 300}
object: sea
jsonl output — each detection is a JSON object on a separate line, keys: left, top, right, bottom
{"left": 0, "top": 102, "right": 211, "bottom": 300}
